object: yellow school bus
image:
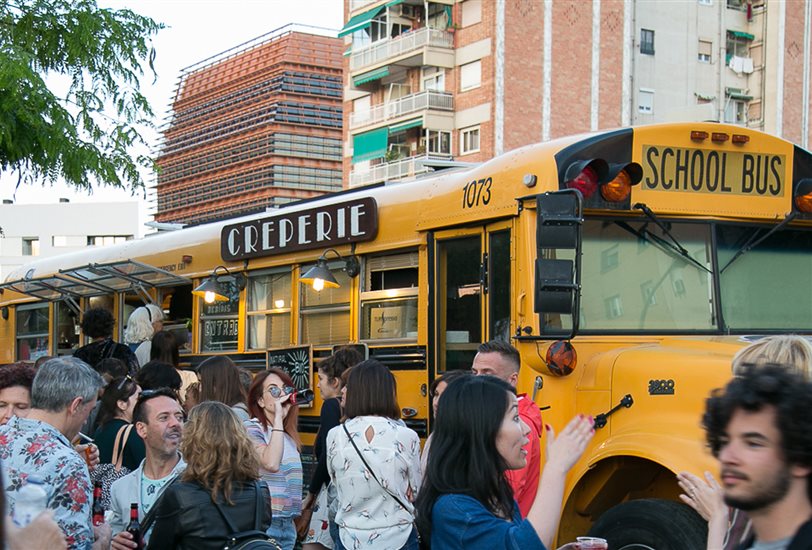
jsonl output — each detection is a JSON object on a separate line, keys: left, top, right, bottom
{"left": 2, "top": 122, "right": 811, "bottom": 547}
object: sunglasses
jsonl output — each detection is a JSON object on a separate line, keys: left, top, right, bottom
{"left": 266, "top": 385, "right": 295, "bottom": 399}
{"left": 138, "top": 387, "right": 179, "bottom": 401}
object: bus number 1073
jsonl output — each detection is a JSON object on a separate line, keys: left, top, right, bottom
{"left": 462, "top": 177, "right": 492, "bottom": 209}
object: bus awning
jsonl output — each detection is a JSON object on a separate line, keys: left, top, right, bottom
{"left": 353, "top": 127, "right": 389, "bottom": 163}
{"left": 0, "top": 260, "right": 191, "bottom": 301}
{"left": 338, "top": 6, "right": 385, "bottom": 37}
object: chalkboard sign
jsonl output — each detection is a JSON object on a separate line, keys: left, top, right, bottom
{"left": 266, "top": 345, "right": 313, "bottom": 395}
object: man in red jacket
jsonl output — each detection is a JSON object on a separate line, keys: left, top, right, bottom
{"left": 472, "top": 340, "right": 542, "bottom": 517}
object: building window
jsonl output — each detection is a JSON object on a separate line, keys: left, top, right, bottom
{"left": 22, "top": 238, "right": 39, "bottom": 256}
{"left": 421, "top": 67, "right": 445, "bottom": 92}
{"left": 725, "top": 98, "right": 748, "bottom": 124}
{"left": 52, "top": 235, "right": 68, "bottom": 247}
{"left": 425, "top": 130, "right": 451, "bottom": 155}
{"left": 605, "top": 295, "right": 624, "bottom": 319}
{"left": 727, "top": 0, "right": 745, "bottom": 9}
{"left": 699, "top": 0, "right": 712, "bottom": 5}
{"left": 726, "top": 31, "right": 752, "bottom": 59}
{"left": 698, "top": 40, "right": 712, "bottom": 63}
{"left": 460, "top": 126, "right": 480, "bottom": 155}
{"left": 638, "top": 89, "right": 654, "bottom": 114}
{"left": 87, "top": 235, "right": 131, "bottom": 247}
{"left": 460, "top": 60, "right": 481, "bottom": 91}
{"left": 462, "top": 0, "right": 482, "bottom": 26}
{"left": 601, "top": 244, "right": 620, "bottom": 272}
{"left": 640, "top": 29, "right": 655, "bottom": 55}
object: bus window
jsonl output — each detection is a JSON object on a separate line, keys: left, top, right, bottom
{"left": 437, "top": 236, "right": 482, "bottom": 371}
{"left": 579, "top": 220, "right": 715, "bottom": 331}
{"left": 164, "top": 285, "right": 193, "bottom": 352}
{"left": 16, "top": 303, "right": 49, "bottom": 361}
{"left": 717, "top": 225, "right": 812, "bottom": 330}
{"left": 488, "top": 230, "right": 511, "bottom": 342}
{"left": 300, "top": 263, "right": 351, "bottom": 346}
{"left": 199, "top": 279, "right": 240, "bottom": 352}
{"left": 55, "top": 301, "right": 80, "bottom": 355}
{"left": 247, "top": 269, "right": 292, "bottom": 349}
{"left": 361, "top": 252, "right": 418, "bottom": 341}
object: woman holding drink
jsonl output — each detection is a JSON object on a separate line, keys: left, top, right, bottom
{"left": 415, "top": 374, "right": 594, "bottom": 549}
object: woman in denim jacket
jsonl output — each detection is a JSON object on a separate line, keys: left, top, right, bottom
{"left": 415, "top": 374, "right": 594, "bottom": 550}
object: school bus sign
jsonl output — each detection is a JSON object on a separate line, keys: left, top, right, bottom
{"left": 641, "top": 145, "right": 785, "bottom": 197}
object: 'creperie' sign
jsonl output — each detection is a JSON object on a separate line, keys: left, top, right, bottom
{"left": 220, "top": 198, "right": 378, "bottom": 262}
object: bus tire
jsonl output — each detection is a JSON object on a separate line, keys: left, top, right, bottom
{"left": 587, "top": 498, "right": 707, "bottom": 550}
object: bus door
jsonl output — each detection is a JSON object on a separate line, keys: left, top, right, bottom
{"left": 432, "top": 221, "right": 512, "bottom": 375}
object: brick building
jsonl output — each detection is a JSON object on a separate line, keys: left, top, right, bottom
{"left": 341, "top": 0, "right": 812, "bottom": 187}
{"left": 155, "top": 26, "right": 344, "bottom": 225}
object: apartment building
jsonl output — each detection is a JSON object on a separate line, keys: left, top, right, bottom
{"left": 155, "top": 26, "right": 344, "bottom": 226}
{"left": 341, "top": 0, "right": 812, "bottom": 187}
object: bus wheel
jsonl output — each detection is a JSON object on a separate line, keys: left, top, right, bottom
{"left": 587, "top": 498, "right": 707, "bottom": 550}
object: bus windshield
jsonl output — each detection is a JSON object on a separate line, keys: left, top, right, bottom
{"left": 577, "top": 219, "right": 812, "bottom": 332}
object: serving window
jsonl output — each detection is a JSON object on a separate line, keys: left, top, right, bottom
{"left": 360, "top": 252, "right": 419, "bottom": 341}
{"left": 199, "top": 278, "right": 240, "bottom": 352}
{"left": 16, "top": 303, "right": 49, "bottom": 362}
{"left": 300, "top": 263, "right": 351, "bottom": 346}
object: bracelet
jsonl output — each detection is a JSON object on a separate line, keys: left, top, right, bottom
{"left": 272, "top": 429, "right": 285, "bottom": 432}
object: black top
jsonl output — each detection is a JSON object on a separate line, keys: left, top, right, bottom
{"left": 93, "top": 418, "right": 146, "bottom": 471}
{"left": 308, "top": 397, "right": 341, "bottom": 494}
{"left": 146, "top": 480, "right": 272, "bottom": 550}
{"left": 737, "top": 518, "right": 812, "bottom": 550}
{"left": 74, "top": 338, "right": 139, "bottom": 375}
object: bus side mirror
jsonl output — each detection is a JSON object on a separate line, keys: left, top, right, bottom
{"left": 534, "top": 190, "right": 583, "bottom": 339}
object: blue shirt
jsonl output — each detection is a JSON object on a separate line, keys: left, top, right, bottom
{"left": 431, "top": 494, "right": 546, "bottom": 550}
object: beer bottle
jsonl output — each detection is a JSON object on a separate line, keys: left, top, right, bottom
{"left": 91, "top": 481, "right": 105, "bottom": 526}
{"left": 125, "top": 503, "right": 143, "bottom": 549}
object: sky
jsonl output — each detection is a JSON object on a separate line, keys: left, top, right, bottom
{"left": 1, "top": 0, "right": 344, "bottom": 235}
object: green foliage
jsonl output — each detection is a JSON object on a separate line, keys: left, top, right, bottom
{"left": 0, "top": 0, "right": 163, "bottom": 192}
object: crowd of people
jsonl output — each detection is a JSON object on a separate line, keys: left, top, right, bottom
{"left": 0, "top": 305, "right": 811, "bottom": 550}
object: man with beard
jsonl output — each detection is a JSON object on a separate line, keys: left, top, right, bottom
{"left": 110, "top": 389, "right": 185, "bottom": 550}
{"left": 703, "top": 364, "right": 812, "bottom": 549}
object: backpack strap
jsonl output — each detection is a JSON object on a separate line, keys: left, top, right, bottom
{"left": 212, "top": 481, "right": 265, "bottom": 534}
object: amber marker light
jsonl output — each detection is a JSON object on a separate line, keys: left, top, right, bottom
{"left": 690, "top": 131, "right": 709, "bottom": 141}
{"left": 732, "top": 134, "right": 750, "bottom": 144}
{"left": 546, "top": 340, "right": 577, "bottom": 377}
{"left": 711, "top": 132, "right": 729, "bottom": 143}
{"left": 794, "top": 180, "right": 812, "bottom": 213}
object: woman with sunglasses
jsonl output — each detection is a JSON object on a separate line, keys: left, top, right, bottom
{"left": 94, "top": 375, "right": 145, "bottom": 471}
{"left": 245, "top": 368, "right": 303, "bottom": 550}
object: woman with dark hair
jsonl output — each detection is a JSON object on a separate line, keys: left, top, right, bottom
{"left": 415, "top": 375, "right": 594, "bottom": 549}
{"left": 198, "top": 356, "right": 248, "bottom": 421}
{"left": 326, "top": 359, "right": 420, "bottom": 550}
{"left": 0, "top": 363, "right": 36, "bottom": 425}
{"left": 420, "top": 369, "right": 471, "bottom": 474}
{"left": 93, "top": 376, "right": 145, "bottom": 471}
{"left": 147, "top": 401, "right": 272, "bottom": 550}
{"left": 302, "top": 347, "right": 363, "bottom": 550}
{"left": 73, "top": 307, "right": 139, "bottom": 374}
{"left": 135, "top": 360, "right": 182, "bottom": 393}
{"left": 150, "top": 330, "right": 197, "bottom": 403}
{"left": 245, "top": 369, "right": 303, "bottom": 550}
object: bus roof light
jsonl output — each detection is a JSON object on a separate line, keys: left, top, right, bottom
{"left": 601, "top": 162, "right": 643, "bottom": 202}
{"left": 794, "top": 179, "right": 812, "bottom": 213}
{"left": 564, "top": 159, "right": 608, "bottom": 199}
{"left": 732, "top": 134, "right": 750, "bottom": 144}
{"left": 711, "top": 132, "right": 729, "bottom": 143}
{"left": 690, "top": 131, "right": 709, "bottom": 141}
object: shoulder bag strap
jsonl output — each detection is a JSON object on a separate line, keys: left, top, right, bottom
{"left": 341, "top": 422, "right": 411, "bottom": 513}
{"left": 111, "top": 424, "right": 133, "bottom": 472}
{"left": 140, "top": 475, "right": 179, "bottom": 534}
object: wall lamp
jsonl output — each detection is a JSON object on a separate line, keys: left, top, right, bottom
{"left": 192, "top": 265, "right": 247, "bottom": 304}
{"left": 299, "top": 248, "right": 360, "bottom": 291}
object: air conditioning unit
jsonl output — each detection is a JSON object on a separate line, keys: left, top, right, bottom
{"left": 394, "top": 4, "right": 416, "bottom": 18}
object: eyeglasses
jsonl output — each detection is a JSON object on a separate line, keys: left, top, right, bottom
{"left": 116, "top": 374, "right": 134, "bottom": 392}
{"left": 138, "top": 387, "right": 179, "bottom": 401}
{"left": 266, "top": 385, "right": 295, "bottom": 399}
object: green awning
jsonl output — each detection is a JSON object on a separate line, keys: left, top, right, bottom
{"left": 727, "top": 91, "right": 753, "bottom": 101}
{"left": 728, "top": 30, "right": 755, "bottom": 41}
{"left": 386, "top": 0, "right": 404, "bottom": 6}
{"left": 389, "top": 118, "right": 423, "bottom": 133}
{"left": 338, "top": 6, "right": 385, "bottom": 37}
{"left": 353, "top": 67, "right": 390, "bottom": 86}
{"left": 353, "top": 127, "right": 389, "bottom": 163}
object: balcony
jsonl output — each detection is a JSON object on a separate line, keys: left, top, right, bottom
{"left": 350, "top": 91, "right": 453, "bottom": 130}
{"left": 349, "top": 154, "right": 451, "bottom": 187}
{"left": 350, "top": 0, "right": 381, "bottom": 10}
{"left": 350, "top": 27, "right": 454, "bottom": 74}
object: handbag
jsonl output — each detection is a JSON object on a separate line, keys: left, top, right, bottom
{"left": 341, "top": 422, "right": 424, "bottom": 547}
{"left": 211, "top": 481, "right": 282, "bottom": 550}
{"left": 90, "top": 423, "right": 133, "bottom": 509}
